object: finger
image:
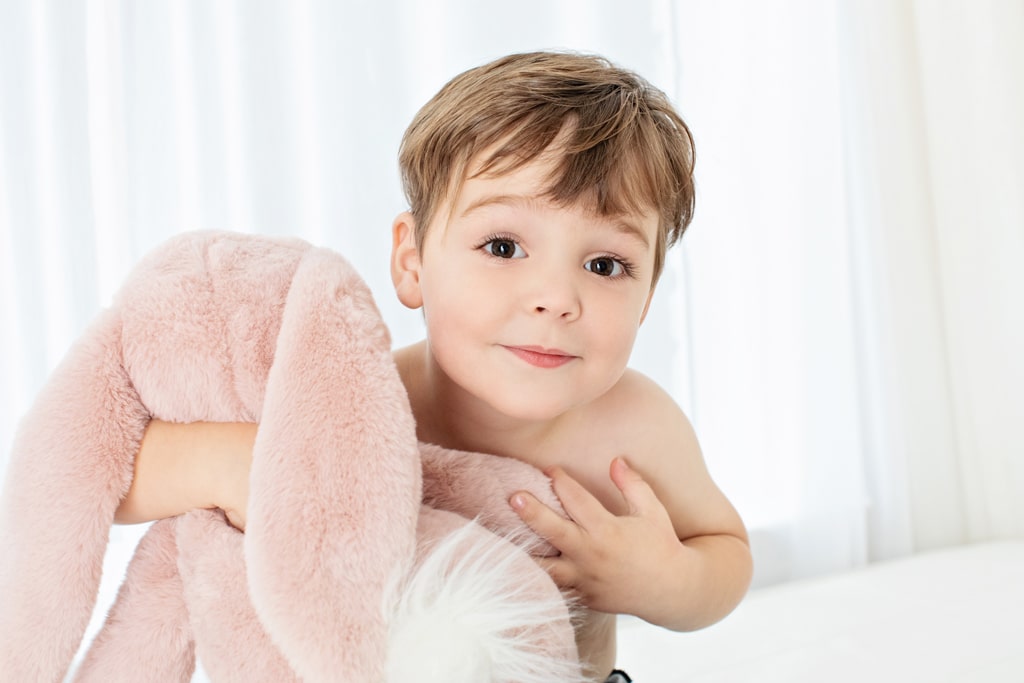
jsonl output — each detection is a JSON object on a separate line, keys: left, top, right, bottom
{"left": 609, "top": 457, "right": 660, "bottom": 517}
{"left": 547, "top": 466, "right": 612, "bottom": 529}
{"left": 510, "top": 491, "right": 580, "bottom": 552}
{"left": 534, "top": 555, "right": 579, "bottom": 589}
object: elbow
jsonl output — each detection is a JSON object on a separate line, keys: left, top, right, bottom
{"left": 673, "top": 532, "right": 754, "bottom": 632}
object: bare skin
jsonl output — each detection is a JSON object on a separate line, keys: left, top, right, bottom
{"left": 115, "top": 420, "right": 253, "bottom": 531}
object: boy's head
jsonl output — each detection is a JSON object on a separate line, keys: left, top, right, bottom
{"left": 399, "top": 50, "right": 695, "bottom": 284}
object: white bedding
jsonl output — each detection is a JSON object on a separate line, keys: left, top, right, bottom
{"left": 616, "top": 541, "right": 1024, "bottom": 682}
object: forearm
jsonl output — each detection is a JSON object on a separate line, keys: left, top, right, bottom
{"left": 638, "top": 533, "right": 753, "bottom": 632}
{"left": 114, "top": 420, "right": 255, "bottom": 524}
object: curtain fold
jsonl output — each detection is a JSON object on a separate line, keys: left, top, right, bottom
{"left": 839, "top": 0, "right": 1024, "bottom": 554}
{"left": 2, "top": 0, "right": 1022, "bottom": 611}
{"left": 913, "top": 0, "right": 1024, "bottom": 544}
{"left": 838, "top": 0, "right": 967, "bottom": 558}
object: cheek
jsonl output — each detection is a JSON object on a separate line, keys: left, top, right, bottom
{"left": 584, "top": 295, "right": 646, "bottom": 366}
{"left": 606, "top": 324, "right": 641, "bottom": 365}
{"left": 420, "top": 272, "right": 495, "bottom": 343}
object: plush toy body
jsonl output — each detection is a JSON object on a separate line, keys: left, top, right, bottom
{"left": 0, "top": 232, "right": 581, "bottom": 682}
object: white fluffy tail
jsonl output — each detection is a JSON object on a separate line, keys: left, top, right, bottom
{"left": 386, "top": 521, "right": 586, "bottom": 683}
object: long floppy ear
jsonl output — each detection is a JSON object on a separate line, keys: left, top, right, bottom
{"left": 390, "top": 211, "right": 423, "bottom": 310}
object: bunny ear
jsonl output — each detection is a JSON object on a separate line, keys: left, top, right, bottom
{"left": 0, "top": 307, "right": 149, "bottom": 682}
{"left": 73, "top": 519, "right": 195, "bottom": 683}
{"left": 244, "top": 246, "right": 422, "bottom": 681}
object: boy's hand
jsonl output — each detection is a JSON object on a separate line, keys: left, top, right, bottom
{"left": 510, "top": 457, "right": 685, "bottom": 617}
{"left": 221, "top": 486, "right": 249, "bottom": 531}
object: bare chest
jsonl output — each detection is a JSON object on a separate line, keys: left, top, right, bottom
{"left": 502, "top": 420, "right": 633, "bottom": 517}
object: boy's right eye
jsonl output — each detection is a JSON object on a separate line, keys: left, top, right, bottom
{"left": 484, "top": 238, "right": 526, "bottom": 259}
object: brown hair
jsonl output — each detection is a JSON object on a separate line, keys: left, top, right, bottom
{"left": 399, "top": 50, "right": 696, "bottom": 283}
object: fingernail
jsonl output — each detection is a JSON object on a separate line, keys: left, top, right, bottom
{"left": 510, "top": 493, "right": 526, "bottom": 510}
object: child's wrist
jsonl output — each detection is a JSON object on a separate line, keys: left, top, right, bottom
{"left": 204, "top": 422, "right": 255, "bottom": 526}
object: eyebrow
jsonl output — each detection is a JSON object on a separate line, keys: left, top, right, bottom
{"left": 460, "top": 193, "right": 652, "bottom": 249}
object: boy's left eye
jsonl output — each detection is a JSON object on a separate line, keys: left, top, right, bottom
{"left": 585, "top": 257, "right": 625, "bottom": 277}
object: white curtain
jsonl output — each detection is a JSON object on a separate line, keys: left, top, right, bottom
{"left": 670, "top": 0, "right": 1024, "bottom": 584}
{"left": 1, "top": 0, "right": 1022, "bottom": 660}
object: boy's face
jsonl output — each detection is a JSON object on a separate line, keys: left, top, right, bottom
{"left": 391, "top": 150, "right": 659, "bottom": 422}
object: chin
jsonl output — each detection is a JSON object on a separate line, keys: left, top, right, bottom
{"left": 485, "top": 392, "right": 580, "bottom": 423}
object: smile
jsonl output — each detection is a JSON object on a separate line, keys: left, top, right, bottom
{"left": 502, "top": 345, "right": 578, "bottom": 369}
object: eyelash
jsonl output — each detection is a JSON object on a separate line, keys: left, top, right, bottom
{"left": 476, "top": 232, "right": 520, "bottom": 253}
{"left": 475, "top": 233, "right": 638, "bottom": 279}
{"left": 591, "top": 255, "right": 637, "bottom": 279}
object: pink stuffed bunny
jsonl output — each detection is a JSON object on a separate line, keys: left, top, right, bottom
{"left": 0, "top": 232, "right": 581, "bottom": 682}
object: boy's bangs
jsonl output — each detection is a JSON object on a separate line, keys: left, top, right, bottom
{"left": 553, "top": 128, "right": 668, "bottom": 223}
{"left": 474, "top": 110, "right": 685, "bottom": 242}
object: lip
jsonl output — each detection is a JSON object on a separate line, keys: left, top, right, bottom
{"left": 502, "top": 345, "right": 578, "bottom": 369}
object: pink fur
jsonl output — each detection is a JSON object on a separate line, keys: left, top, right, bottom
{"left": 74, "top": 519, "right": 196, "bottom": 682}
{"left": 177, "top": 511, "right": 299, "bottom": 682}
{"left": 0, "top": 307, "right": 149, "bottom": 681}
{"left": 420, "top": 443, "right": 567, "bottom": 557}
{"left": 0, "top": 232, "right": 580, "bottom": 681}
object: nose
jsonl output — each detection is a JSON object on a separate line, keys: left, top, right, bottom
{"left": 528, "top": 274, "right": 581, "bottom": 321}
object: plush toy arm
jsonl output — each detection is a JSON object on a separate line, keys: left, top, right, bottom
{"left": 418, "top": 442, "right": 565, "bottom": 557}
{"left": 73, "top": 519, "right": 195, "bottom": 683}
{"left": 0, "top": 308, "right": 149, "bottom": 683}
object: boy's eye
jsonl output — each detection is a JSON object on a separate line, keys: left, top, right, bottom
{"left": 585, "top": 257, "right": 624, "bottom": 277}
{"left": 486, "top": 238, "right": 525, "bottom": 259}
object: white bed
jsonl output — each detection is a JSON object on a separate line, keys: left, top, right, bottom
{"left": 617, "top": 541, "right": 1024, "bottom": 682}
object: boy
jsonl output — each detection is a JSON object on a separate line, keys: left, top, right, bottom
{"left": 117, "top": 51, "right": 752, "bottom": 681}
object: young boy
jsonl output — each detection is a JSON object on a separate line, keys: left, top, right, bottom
{"left": 116, "top": 51, "right": 752, "bottom": 681}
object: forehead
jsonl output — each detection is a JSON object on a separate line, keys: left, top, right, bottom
{"left": 446, "top": 149, "right": 659, "bottom": 243}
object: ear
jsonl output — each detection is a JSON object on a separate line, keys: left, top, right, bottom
{"left": 391, "top": 211, "right": 424, "bottom": 309}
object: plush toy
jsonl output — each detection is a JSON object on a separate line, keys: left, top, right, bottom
{"left": 0, "top": 231, "right": 583, "bottom": 682}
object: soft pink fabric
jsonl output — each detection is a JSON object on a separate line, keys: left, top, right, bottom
{"left": 74, "top": 519, "right": 196, "bottom": 682}
{"left": 0, "top": 232, "right": 578, "bottom": 681}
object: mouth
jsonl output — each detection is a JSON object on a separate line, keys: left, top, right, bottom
{"left": 502, "top": 345, "right": 578, "bottom": 369}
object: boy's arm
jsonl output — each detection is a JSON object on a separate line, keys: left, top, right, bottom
{"left": 510, "top": 373, "right": 753, "bottom": 631}
{"left": 115, "top": 420, "right": 255, "bottom": 530}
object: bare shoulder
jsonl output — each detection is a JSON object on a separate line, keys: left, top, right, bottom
{"left": 590, "top": 368, "right": 698, "bottom": 459}
{"left": 584, "top": 368, "right": 746, "bottom": 543}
